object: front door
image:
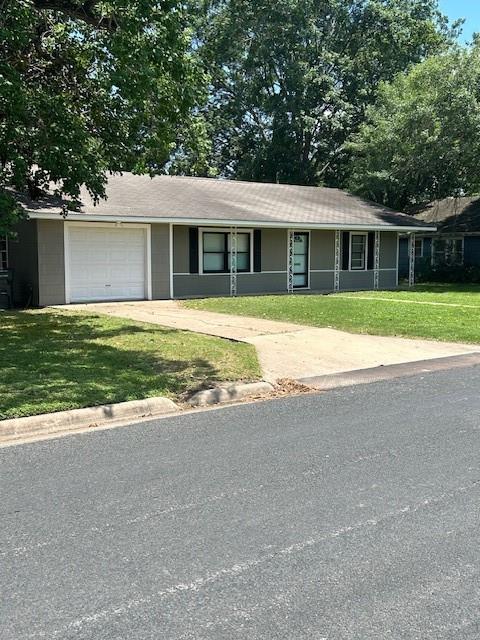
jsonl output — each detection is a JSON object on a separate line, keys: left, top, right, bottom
{"left": 293, "top": 232, "right": 309, "bottom": 288}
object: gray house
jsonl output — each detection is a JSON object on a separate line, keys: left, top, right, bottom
{"left": 6, "top": 174, "right": 433, "bottom": 306}
{"left": 399, "top": 196, "right": 480, "bottom": 277}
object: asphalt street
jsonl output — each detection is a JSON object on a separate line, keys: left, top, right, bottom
{"left": 1, "top": 365, "right": 480, "bottom": 639}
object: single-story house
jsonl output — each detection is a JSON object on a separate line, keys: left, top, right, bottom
{"left": 5, "top": 174, "right": 434, "bottom": 306}
{"left": 399, "top": 196, "right": 480, "bottom": 277}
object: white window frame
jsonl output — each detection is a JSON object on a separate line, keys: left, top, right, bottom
{"left": 63, "top": 221, "right": 152, "bottom": 304}
{"left": 0, "top": 236, "right": 8, "bottom": 270}
{"left": 199, "top": 227, "right": 254, "bottom": 275}
{"left": 349, "top": 232, "right": 368, "bottom": 271}
{"left": 414, "top": 237, "right": 424, "bottom": 259}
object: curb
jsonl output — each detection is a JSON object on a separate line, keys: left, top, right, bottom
{"left": 0, "top": 397, "right": 179, "bottom": 443}
{"left": 187, "top": 381, "right": 274, "bottom": 407}
{"left": 0, "top": 381, "right": 276, "bottom": 446}
{"left": 298, "top": 352, "right": 480, "bottom": 391}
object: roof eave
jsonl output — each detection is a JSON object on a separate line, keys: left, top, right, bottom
{"left": 26, "top": 211, "right": 436, "bottom": 232}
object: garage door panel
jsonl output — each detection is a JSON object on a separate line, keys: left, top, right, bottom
{"left": 67, "top": 226, "right": 148, "bottom": 302}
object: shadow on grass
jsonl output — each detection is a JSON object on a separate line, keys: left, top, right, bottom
{"left": 0, "top": 311, "right": 222, "bottom": 419}
{"left": 411, "top": 283, "right": 480, "bottom": 295}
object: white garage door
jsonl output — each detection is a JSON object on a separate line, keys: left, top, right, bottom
{"left": 67, "top": 225, "right": 148, "bottom": 303}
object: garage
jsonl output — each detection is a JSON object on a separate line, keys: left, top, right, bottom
{"left": 65, "top": 223, "right": 150, "bottom": 303}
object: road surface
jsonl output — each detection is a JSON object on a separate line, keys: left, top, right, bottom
{"left": 1, "top": 365, "right": 480, "bottom": 639}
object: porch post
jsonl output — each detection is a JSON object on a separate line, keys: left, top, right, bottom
{"left": 287, "top": 229, "right": 295, "bottom": 293}
{"left": 408, "top": 232, "right": 416, "bottom": 287}
{"left": 373, "top": 230, "right": 381, "bottom": 290}
{"left": 334, "top": 230, "right": 341, "bottom": 292}
{"left": 230, "top": 226, "right": 237, "bottom": 297}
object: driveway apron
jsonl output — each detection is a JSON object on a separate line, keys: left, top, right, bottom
{"left": 62, "top": 301, "right": 479, "bottom": 382}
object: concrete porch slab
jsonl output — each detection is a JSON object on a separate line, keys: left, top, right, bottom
{"left": 60, "top": 300, "right": 479, "bottom": 382}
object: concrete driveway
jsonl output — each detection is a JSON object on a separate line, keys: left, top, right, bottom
{"left": 64, "top": 300, "right": 479, "bottom": 382}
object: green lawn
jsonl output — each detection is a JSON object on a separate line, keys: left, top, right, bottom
{"left": 184, "top": 284, "right": 480, "bottom": 345}
{"left": 0, "top": 310, "right": 260, "bottom": 420}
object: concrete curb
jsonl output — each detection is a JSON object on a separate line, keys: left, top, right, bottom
{"left": 187, "top": 381, "right": 274, "bottom": 407}
{"left": 0, "top": 397, "right": 180, "bottom": 443}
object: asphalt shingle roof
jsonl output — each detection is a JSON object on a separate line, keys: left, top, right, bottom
{"left": 22, "top": 173, "right": 433, "bottom": 229}
{"left": 412, "top": 196, "right": 480, "bottom": 233}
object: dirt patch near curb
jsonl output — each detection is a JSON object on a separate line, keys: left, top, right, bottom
{"left": 270, "top": 378, "right": 314, "bottom": 397}
{"left": 178, "top": 377, "right": 314, "bottom": 409}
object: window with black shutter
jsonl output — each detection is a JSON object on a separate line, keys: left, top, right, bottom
{"left": 350, "top": 233, "right": 368, "bottom": 270}
{"left": 201, "top": 231, "right": 251, "bottom": 273}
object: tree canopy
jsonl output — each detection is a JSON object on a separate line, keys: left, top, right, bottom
{"left": 348, "top": 45, "right": 480, "bottom": 210}
{"left": 0, "top": 0, "right": 207, "bottom": 234}
{"left": 173, "top": 0, "right": 457, "bottom": 186}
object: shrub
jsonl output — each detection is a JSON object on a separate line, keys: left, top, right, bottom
{"left": 417, "top": 261, "right": 480, "bottom": 283}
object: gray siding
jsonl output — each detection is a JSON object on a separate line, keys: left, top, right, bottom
{"left": 174, "top": 273, "right": 288, "bottom": 297}
{"left": 379, "top": 232, "right": 398, "bottom": 269}
{"left": 310, "top": 272, "right": 335, "bottom": 291}
{"left": 174, "top": 274, "right": 230, "bottom": 298}
{"left": 261, "top": 229, "right": 287, "bottom": 271}
{"left": 172, "top": 225, "right": 400, "bottom": 297}
{"left": 151, "top": 223, "right": 170, "bottom": 299}
{"left": 339, "top": 270, "right": 375, "bottom": 290}
{"left": 237, "top": 272, "right": 286, "bottom": 294}
{"left": 37, "top": 220, "right": 65, "bottom": 306}
{"left": 310, "top": 231, "right": 335, "bottom": 270}
{"left": 379, "top": 270, "right": 397, "bottom": 289}
{"left": 173, "top": 225, "right": 189, "bottom": 273}
{"left": 8, "top": 220, "right": 39, "bottom": 306}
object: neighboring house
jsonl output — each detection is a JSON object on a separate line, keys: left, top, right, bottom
{"left": 7, "top": 174, "right": 433, "bottom": 306}
{"left": 399, "top": 197, "right": 480, "bottom": 278}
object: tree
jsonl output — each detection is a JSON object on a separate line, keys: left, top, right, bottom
{"left": 172, "top": 0, "right": 457, "bottom": 185}
{"left": 348, "top": 46, "right": 480, "bottom": 210}
{"left": 0, "top": 0, "right": 207, "bottom": 234}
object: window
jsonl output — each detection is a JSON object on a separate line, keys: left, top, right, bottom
{"left": 202, "top": 231, "right": 251, "bottom": 273}
{"left": 0, "top": 237, "right": 7, "bottom": 270}
{"left": 350, "top": 233, "right": 367, "bottom": 270}
{"left": 414, "top": 238, "right": 423, "bottom": 258}
{"left": 433, "top": 237, "right": 464, "bottom": 266}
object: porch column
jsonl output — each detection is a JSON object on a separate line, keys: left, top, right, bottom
{"left": 334, "top": 230, "right": 341, "bottom": 292}
{"left": 287, "top": 229, "right": 295, "bottom": 293}
{"left": 408, "top": 232, "right": 416, "bottom": 287}
{"left": 373, "top": 230, "right": 381, "bottom": 290}
{"left": 230, "top": 226, "right": 237, "bottom": 296}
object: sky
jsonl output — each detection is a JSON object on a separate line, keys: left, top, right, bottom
{"left": 438, "top": 0, "right": 480, "bottom": 43}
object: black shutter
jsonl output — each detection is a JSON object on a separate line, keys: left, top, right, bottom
{"left": 253, "top": 229, "right": 262, "bottom": 272}
{"left": 367, "top": 232, "right": 375, "bottom": 270}
{"left": 342, "top": 231, "right": 350, "bottom": 271}
{"left": 189, "top": 227, "right": 199, "bottom": 274}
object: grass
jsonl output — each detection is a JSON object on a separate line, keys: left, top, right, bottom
{"left": 0, "top": 309, "right": 260, "bottom": 420}
{"left": 184, "top": 284, "right": 480, "bottom": 345}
